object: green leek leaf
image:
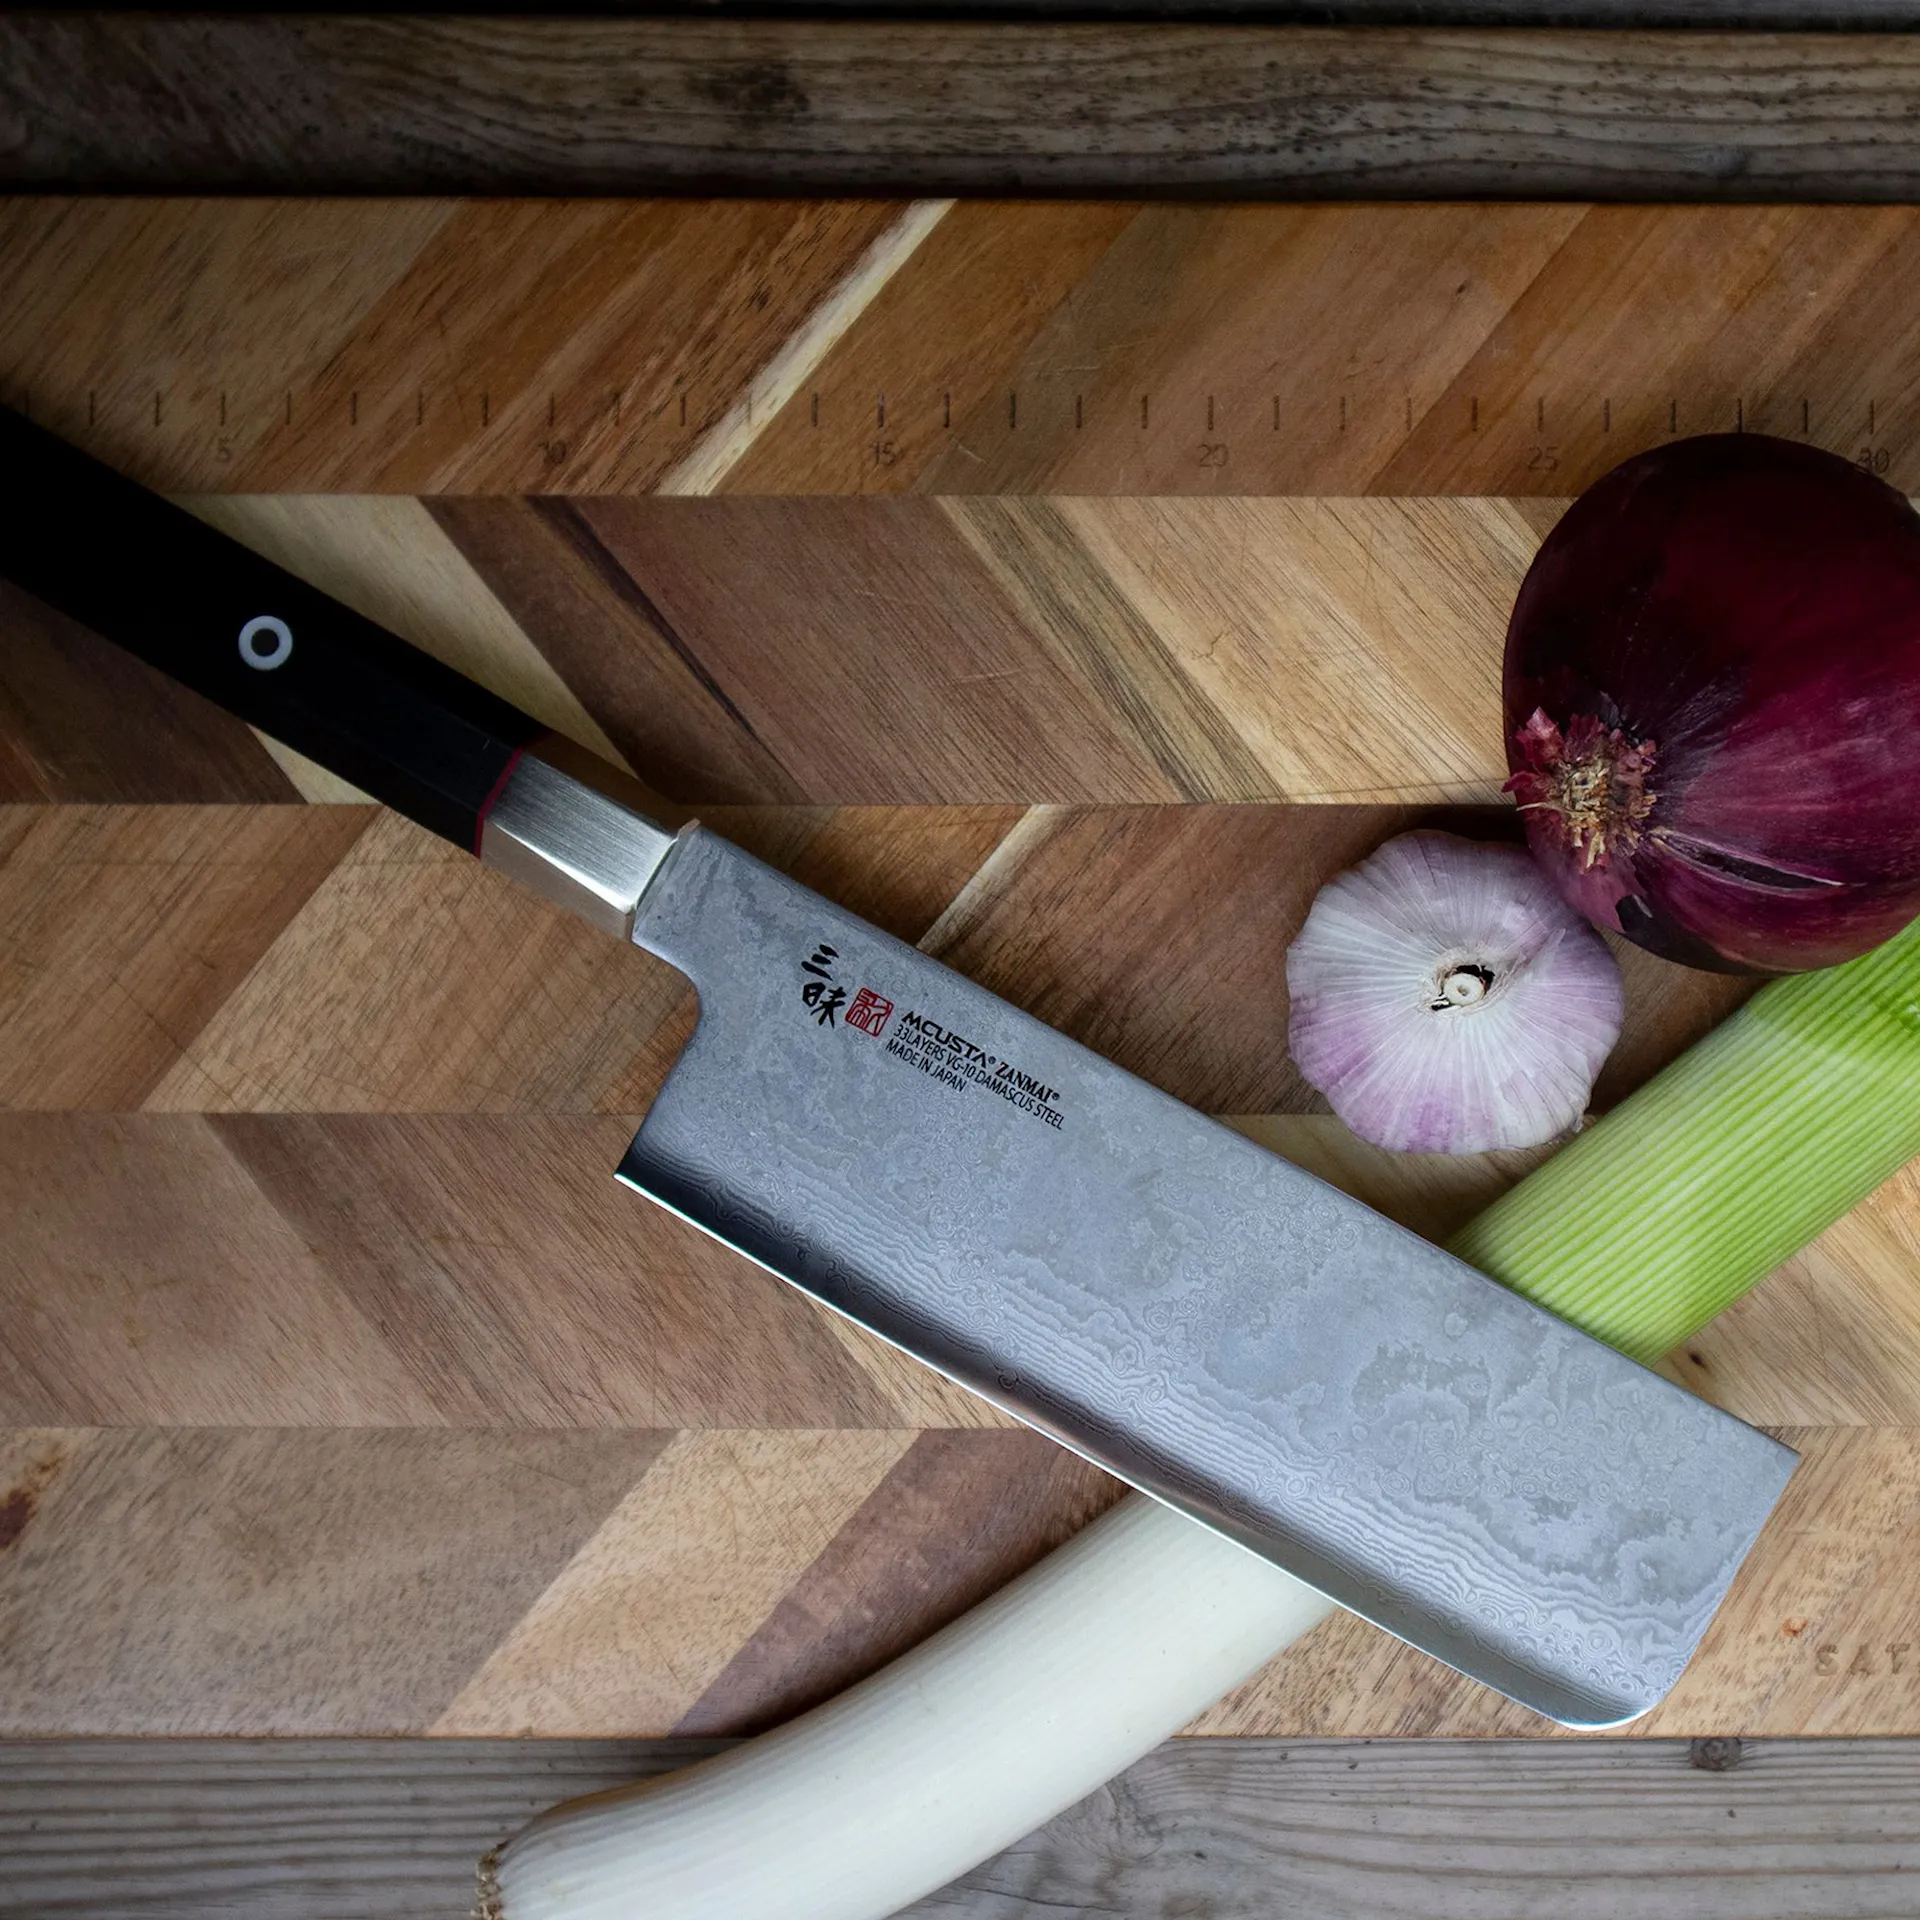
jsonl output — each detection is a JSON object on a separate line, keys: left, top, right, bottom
{"left": 1451, "top": 914, "right": 1920, "bottom": 1364}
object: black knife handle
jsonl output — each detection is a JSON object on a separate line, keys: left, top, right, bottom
{"left": 0, "top": 404, "right": 543, "bottom": 848}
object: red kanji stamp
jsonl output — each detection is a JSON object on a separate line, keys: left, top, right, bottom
{"left": 845, "top": 986, "right": 895, "bottom": 1037}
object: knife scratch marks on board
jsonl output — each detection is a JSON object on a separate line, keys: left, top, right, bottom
{"left": 655, "top": 199, "right": 955, "bottom": 498}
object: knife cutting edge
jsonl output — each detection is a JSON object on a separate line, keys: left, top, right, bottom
{"left": 0, "top": 403, "right": 1796, "bottom": 1727}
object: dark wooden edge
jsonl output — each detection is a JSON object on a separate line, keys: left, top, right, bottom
{"left": 32, "top": 1, "right": 1920, "bottom": 20}
{"left": 7, "top": 17, "right": 1920, "bottom": 198}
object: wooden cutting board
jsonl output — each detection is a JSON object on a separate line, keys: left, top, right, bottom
{"left": 3, "top": 199, "right": 1919, "bottom": 1741}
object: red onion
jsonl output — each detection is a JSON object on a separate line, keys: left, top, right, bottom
{"left": 1504, "top": 434, "right": 1920, "bottom": 974}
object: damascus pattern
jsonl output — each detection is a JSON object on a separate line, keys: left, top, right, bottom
{"left": 620, "top": 828, "right": 1796, "bottom": 1728}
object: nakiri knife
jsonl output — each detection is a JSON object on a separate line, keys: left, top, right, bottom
{"left": 0, "top": 404, "right": 1795, "bottom": 1728}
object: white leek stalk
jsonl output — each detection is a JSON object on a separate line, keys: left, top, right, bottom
{"left": 482, "top": 1498, "right": 1332, "bottom": 1920}
{"left": 487, "top": 914, "right": 1920, "bottom": 1920}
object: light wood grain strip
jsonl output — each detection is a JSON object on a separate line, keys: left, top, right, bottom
{"left": 9, "top": 1735, "right": 1920, "bottom": 1919}
{"left": 139, "top": 811, "right": 692, "bottom": 1114}
{"left": 1, "top": 1424, "right": 1915, "bottom": 1737}
{"left": 9, "top": 21, "right": 1920, "bottom": 201}
{"left": 431, "top": 1430, "right": 914, "bottom": 1735}
{"left": 658, "top": 198, "right": 955, "bottom": 496}
{"left": 0, "top": 1431, "right": 674, "bottom": 1736}
{"left": 0, "top": 805, "right": 369, "bottom": 1109}
{"left": 17, "top": 205, "right": 1920, "bottom": 494}
{"left": 1057, "top": 496, "right": 1539, "bottom": 802}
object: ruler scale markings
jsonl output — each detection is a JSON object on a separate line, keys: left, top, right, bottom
{"left": 29, "top": 369, "right": 1917, "bottom": 491}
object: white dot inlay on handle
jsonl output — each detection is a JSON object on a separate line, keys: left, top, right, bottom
{"left": 237, "top": 615, "right": 293, "bottom": 670}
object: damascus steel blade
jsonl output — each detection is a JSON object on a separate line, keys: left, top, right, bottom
{"left": 619, "top": 827, "right": 1796, "bottom": 1729}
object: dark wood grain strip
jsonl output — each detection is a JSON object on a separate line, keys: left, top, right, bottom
{"left": 560, "top": 499, "right": 1179, "bottom": 804}
{"left": 5, "top": 1736, "right": 1920, "bottom": 1919}
{"left": 426, "top": 498, "right": 809, "bottom": 803}
{"left": 7, "top": 20, "right": 1920, "bottom": 198}
{"left": 0, "top": 582, "right": 300, "bottom": 804}
{"left": 674, "top": 1430, "right": 1124, "bottom": 1734}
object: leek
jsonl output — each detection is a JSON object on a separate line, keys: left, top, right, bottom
{"left": 1453, "top": 912, "right": 1920, "bottom": 1363}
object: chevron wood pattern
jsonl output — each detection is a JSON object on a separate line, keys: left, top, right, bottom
{"left": 7, "top": 200, "right": 1920, "bottom": 499}
{"left": 3, "top": 200, "right": 1919, "bottom": 1745}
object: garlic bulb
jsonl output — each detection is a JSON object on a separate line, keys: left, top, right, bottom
{"left": 1286, "top": 830, "right": 1624, "bottom": 1154}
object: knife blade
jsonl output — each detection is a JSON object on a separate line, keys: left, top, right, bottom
{"left": 0, "top": 404, "right": 1795, "bottom": 1727}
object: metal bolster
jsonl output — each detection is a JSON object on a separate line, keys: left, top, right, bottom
{"left": 477, "top": 754, "right": 676, "bottom": 941}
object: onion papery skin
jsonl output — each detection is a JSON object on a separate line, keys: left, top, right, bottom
{"left": 1503, "top": 434, "right": 1920, "bottom": 974}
